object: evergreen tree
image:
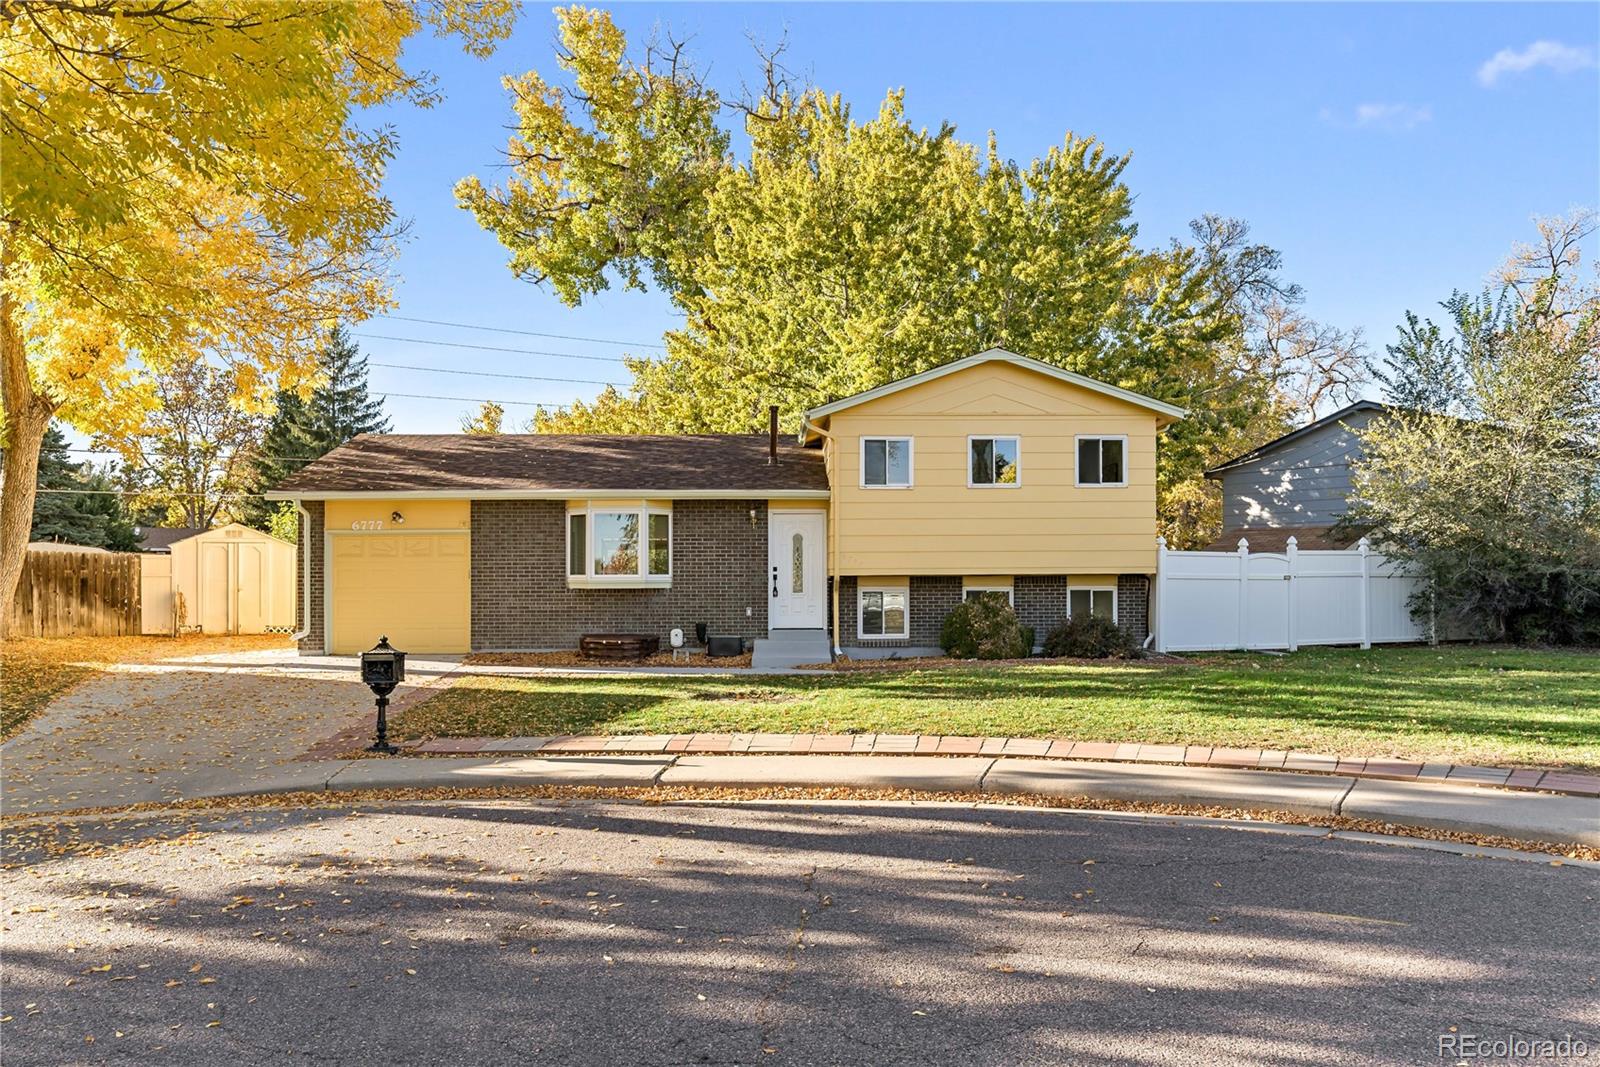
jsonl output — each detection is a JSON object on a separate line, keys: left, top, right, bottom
{"left": 241, "top": 326, "right": 389, "bottom": 527}
{"left": 29, "top": 425, "right": 139, "bottom": 550}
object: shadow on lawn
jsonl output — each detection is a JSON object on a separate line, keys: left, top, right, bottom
{"left": 3, "top": 801, "right": 1594, "bottom": 1065}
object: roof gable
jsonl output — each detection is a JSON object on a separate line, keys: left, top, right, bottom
{"left": 802, "top": 349, "right": 1188, "bottom": 425}
{"left": 1205, "top": 401, "right": 1387, "bottom": 478}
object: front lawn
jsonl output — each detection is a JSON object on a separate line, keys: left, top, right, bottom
{"left": 397, "top": 646, "right": 1600, "bottom": 770}
{"left": 0, "top": 634, "right": 291, "bottom": 740}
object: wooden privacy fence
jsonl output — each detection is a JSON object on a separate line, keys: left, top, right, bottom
{"left": 6, "top": 548, "right": 142, "bottom": 638}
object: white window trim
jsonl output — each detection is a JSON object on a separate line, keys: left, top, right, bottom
{"left": 967, "top": 435, "right": 1022, "bottom": 489}
{"left": 565, "top": 504, "right": 672, "bottom": 587}
{"left": 857, "top": 586, "right": 910, "bottom": 640}
{"left": 1068, "top": 585, "right": 1118, "bottom": 623}
{"left": 962, "top": 586, "right": 1014, "bottom": 606}
{"left": 1074, "top": 435, "right": 1130, "bottom": 488}
{"left": 860, "top": 436, "right": 914, "bottom": 489}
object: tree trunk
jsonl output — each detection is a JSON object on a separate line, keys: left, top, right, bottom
{"left": 0, "top": 283, "right": 56, "bottom": 639}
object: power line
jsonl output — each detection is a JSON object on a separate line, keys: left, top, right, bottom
{"left": 369, "top": 360, "right": 623, "bottom": 384}
{"left": 355, "top": 332, "right": 631, "bottom": 365}
{"left": 377, "top": 315, "right": 666, "bottom": 349}
{"left": 376, "top": 391, "right": 583, "bottom": 408}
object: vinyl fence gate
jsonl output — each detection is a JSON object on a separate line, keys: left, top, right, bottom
{"left": 1154, "top": 536, "right": 1429, "bottom": 653}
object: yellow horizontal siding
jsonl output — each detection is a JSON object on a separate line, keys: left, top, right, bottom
{"left": 826, "top": 361, "right": 1162, "bottom": 574}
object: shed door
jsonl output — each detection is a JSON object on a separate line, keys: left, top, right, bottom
{"left": 235, "top": 542, "right": 267, "bottom": 633}
{"left": 199, "top": 542, "right": 232, "bottom": 633}
{"left": 330, "top": 532, "right": 470, "bottom": 654}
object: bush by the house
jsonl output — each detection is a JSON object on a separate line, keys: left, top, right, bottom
{"left": 1043, "top": 614, "right": 1140, "bottom": 659}
{"left": 940, "top": 595, "right": 1032, "bottom": 659}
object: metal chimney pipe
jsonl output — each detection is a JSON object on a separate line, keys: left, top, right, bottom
{"left": 768, "top": 406, "right": 779, "bottom": 464}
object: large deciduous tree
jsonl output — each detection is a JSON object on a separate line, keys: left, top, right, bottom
{"left": 0, "top": 1, "right": 512, "bottom": 634}
{"left": 457, "top": 7, "right": 1344, "bottom": 548}
{"left": 1354, "top": 211, "right": 1600, "bottom": 643}
{"left": 97, "top": 357, "right": 266, "bottom": 530}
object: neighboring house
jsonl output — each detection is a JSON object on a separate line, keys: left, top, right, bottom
{"left": 267, "top": 349, "right": 1185, "bottom": 659}
{"left": 135, "top": 526, "right": 204, "bottom": 553}
{"left": 1202, "top": 400, "right": 1386, "bottom": 552}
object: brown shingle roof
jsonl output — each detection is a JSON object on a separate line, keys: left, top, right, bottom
{"left": 267, "top": 434, "right": 830, "bottom": 497}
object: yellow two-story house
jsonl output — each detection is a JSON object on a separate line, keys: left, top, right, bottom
{"left": 269, "top": 349, "right": 1184, "bottom": 664}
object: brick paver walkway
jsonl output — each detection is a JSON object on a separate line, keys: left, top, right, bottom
{"left": 405, "top": 733, "right": 1600, "bottom": 798}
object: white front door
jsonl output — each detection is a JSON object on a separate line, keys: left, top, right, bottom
{"left": 768, "top": 511, "right": 827, "bottom": 629}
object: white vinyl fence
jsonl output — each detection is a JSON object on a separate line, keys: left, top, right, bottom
{"left": 1154, "top": 536, "right": 1429, "bottom": 653}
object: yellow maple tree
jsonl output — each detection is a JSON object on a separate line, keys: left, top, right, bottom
{"left": 0, "top": 1, "right": 513, "bottom": 632}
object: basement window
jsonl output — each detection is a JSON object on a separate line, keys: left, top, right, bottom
{"left": 1069, "top": 587, "right": 1117, "bottom": 622}
{"left": 858, "top": 587, "right": 909, "bottom": 639}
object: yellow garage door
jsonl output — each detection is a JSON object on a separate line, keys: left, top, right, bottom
{"left": 330, "top": 533, "right": 470, "bottom": 654}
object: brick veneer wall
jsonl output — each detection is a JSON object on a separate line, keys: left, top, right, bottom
{"left": 834, "top": 572, "right": 1150, "bottom": 652}
{"left": 471, "top": 499, "right": 769, "bottom": 650}
{"left": 1015, "top": 576, "right": 1068, "bottom": 643}
{"left": 1116, "top": 573, "right": 1150, "bottom": 643}
{"left": 296, "top": 500, "right": 325, "bottom": 654}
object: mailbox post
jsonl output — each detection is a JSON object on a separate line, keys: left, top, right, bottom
{"left": 360, "top": 635, "right": 407, "bottom": 754}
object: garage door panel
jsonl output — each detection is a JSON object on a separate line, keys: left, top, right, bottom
{"left": 331, "top": 533, "right": 470, "bottom": 654}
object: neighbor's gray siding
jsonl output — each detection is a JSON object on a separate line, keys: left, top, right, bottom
{"left": 470, "top": 499, "right": 768, "bottom": 650}
{"left": 1219, "top": 409, "right": 1377, "bottom": 530}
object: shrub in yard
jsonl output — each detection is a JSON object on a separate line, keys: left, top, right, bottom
{"left": 1043, "top": 614, "right": 1139, "bottom": 659}
{"left": 940, "top": 594, "right": 1031, "bottom": 659}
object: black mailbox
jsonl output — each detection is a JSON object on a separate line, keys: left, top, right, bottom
{"left": 360, "top": 635, "right": 406, "bottom": 690}
{"left": 360, "top": 636, "right": 406, "bottom": 754}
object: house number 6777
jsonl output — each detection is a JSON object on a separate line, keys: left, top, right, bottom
{"left": 350, "top": 520, "right": 384, "bottom": 531}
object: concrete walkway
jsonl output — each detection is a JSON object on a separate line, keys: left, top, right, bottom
{"left": 132, "top": 752, "right": 1600, "bottom": 847}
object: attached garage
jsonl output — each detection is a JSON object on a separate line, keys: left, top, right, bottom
{"left": 325, "top": 499, "right": 471, "bottom": 654}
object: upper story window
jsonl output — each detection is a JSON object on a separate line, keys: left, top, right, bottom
{"left": 969, "top": 436, "right": 1020, "bottom": 487}
{"left": 567, "top": 505, "right": 670, "bottom": 584}
{"left": 861, "top": 437, "right": 913, "bottom": 488}
{"left": 1076, "top": 436, "right": 1127, "bottom": 487}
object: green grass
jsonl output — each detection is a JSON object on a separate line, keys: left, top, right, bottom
{"left": 397, "top": 646, "right": 1600, "bottom": 770}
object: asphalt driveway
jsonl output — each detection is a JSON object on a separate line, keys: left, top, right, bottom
{"left": 3, "top": 800, "right": 1594, "bottom": 1065}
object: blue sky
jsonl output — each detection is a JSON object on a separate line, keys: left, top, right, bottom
{"left": 359, "top": 2, "right": 1598, "bottom": 433}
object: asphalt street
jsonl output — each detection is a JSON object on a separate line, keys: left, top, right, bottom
{"left": 2, "top": 800, "right": 1595, "bottom": 1066}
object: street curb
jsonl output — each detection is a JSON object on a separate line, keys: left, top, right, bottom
{"left": 400, "top": 733, "right": 1600, "bottom": 798}
{"left": 124, "top": 753, "right": 1600, "bottom": 848}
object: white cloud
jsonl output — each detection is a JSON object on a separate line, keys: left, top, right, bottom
{"left": 1320, "top": 103, "right": 1432, "bottom": 130}
{"left": 1477, "top": 40, "right": 1596, "bottom": 87}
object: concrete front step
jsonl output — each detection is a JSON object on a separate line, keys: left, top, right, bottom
{"left": 751, "top": 629, "right": 832, "bottom": 670}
